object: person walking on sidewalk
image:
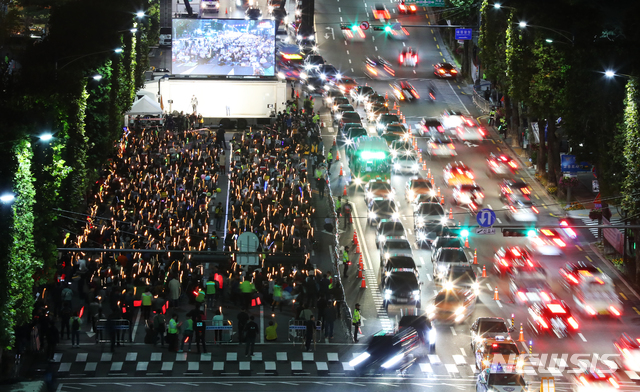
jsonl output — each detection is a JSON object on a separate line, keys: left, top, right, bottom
{"left": 212, "top": 309, "right": 224, "bottom": 343}
{"left": 60, "top": 304, "right": 71, "bottom": 340}
{"left": 304, "top": 315, "right": 316, "bottom": 351}
{"left": 70, "top": 311, "right": 82, "bottom": 348}
{"left": 179, "top": 315, "right": 194, "bottom": 353}
{"left": 189, "top": 307, "right": 207, "bottom": 353}
{"left": 342, "top": 246, "right": 350, "bottom": 279}
{"left": 141, "top": 288, "right": 153, "bottom": 321}
{"left": 237, "top": 308, "right": 249, "bottom": 343}
{"left": 352, "top": 303, "right": 362, "bottom": 343}
{"left": 153, "top": 310, "right": 166, "bottom": 347}
{"left": 167, "top": 314, "right": 181, "bottom": 352}
{"left": 205, "top": 274, "right": 217, "bottom": 309}
{"left": 218, "top": 152, "right": 226, "bottom": 174}
{"left": 214, "top": 202, "right": 224, "bottom": 231}
{"left": 244, "top": 315, "right": 258, "bottom": 357}
{"left": 168, "top": 274, "right": 181, "bottom": 309}
{"left": 324, "top": 301, "right": 336, "bottom": 340}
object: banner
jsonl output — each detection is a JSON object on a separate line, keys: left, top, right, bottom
{"left": 603, "top": 217, "right": 624, "bottom": 254}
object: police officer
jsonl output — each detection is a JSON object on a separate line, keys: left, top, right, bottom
{"left": 352, "top": 303, "right": 362, "bottom": 343}
{"left": 342, "top": 246, "right": 350, "bottom": 278}
{"left": 141, "top": 288, "right": 153, "bottom": 321}
{"left": 195, "top": 287, "right": 205, "bottom": 308}
{"left": 167, "top": 314, "right": 180, "bottom": 352}
{"left": 489, "top": 107, "right": 496, "bottom": 126}
{"left": 239, "top": 278, "right": 255, "bottom": 310}
{"left": 335, "top": 196, "right": 342, "bottom": 217}
{"left": 327, "top": 150, "right": 333, "bottom": 171}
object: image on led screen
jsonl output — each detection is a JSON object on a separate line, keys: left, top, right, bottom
{"left": 172, "top": 19, "right": 276, "bottom": 77}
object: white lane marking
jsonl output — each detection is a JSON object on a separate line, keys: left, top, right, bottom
{"left": 433, "top": 290, "right": 439, "bottom": 295}
{"left": 338, "top": 7, "right": 341, "bottom": 11}
{"left": 486, "top": 283, "right": 493, "bottom": 290}
{"left": 450, "top": 326, "right": 457, "bottom": 336}
{"left": 131, "top": 304, "right": 141, "bottom": 341}
{"left": 420, "top": 256, "right": 425, "bottom": 265}
{"left": 348, "top": 59, "right": 352, "bottom": 64}
{"left": 460, "top": 347, "right": 467, "bottom": 357}
{"left": 445, "top": 364, "right": 459, "bottom": 373}
{"left": 496, "top": 300, "right": 503, "bottom": 308}
{"left": 351, "top": 68, "right": 354, "bottom": 72}
{"left": 497, "top": 218, "right": 502, "bottom": 224}
{"left": 402, "top": 42, "right": 406, "bottom": 47}
{"left": 453, "top": 355, "right": 466, "bottom": 365}
{"left": 487, "top": 204, "right": 492, "bottom": 209}
{"left": 428, "top": 354, "right": 441, "bottom": 364}
{"left": 346, "top": 50, "right": 349, "bottom": 55}
{"left": 578, "top": 333, "right": 587, "bottom": 342}
{"left": 375, "top": 46, "right": 378, "bottom": 51}
{"left": 426, "top": 274, "right": 432, "bottom": 281}
{"left": 372, "top": 36, "right": 375, "bottom": 42}
{"left": 447, "top": 80, "right": 470, "bottom": 115}
{"left": 407, "top": 228, "right": 412, "bottom": 234}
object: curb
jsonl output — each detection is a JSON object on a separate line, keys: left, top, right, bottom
{"left": 588, "top": 242, "right": 640, "bottom": 302}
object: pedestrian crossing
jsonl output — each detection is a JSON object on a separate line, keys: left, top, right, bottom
{"left": 580, "top": 217, "right": 623, "bottom": 238}
{"left": 49, "top": 350, "right": 640, "bottom": 381}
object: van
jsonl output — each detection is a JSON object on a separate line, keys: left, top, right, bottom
{"left": 159, "top": 27, "right": 172, "bottom": 47}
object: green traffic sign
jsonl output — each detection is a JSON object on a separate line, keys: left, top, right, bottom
{"left": 405, "top": 0, "right": 445, "bottom": 6}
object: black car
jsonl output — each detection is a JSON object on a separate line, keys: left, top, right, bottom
{"left": 377, "top": 113, "right": 400, "bottom": 133}
{"left": 376, "top": 220, "right": 407, "bottom": 248}
{"left": 348, "top": 328, "right": 419, "bottom": 375}
{"left": 431, "top": 235, "right": 464, "bottom": 252}
{"left": 245, "top": 7, "right": 263, "bottom": 20}
{"left": 304, "top": 54, "right": 324, "bottom": 71}
{"left": 413, "top": 202, "right": 446, "bottom": 232}
{"left": 344, "top": 127, "right": 367, "bottom": 145}
{"left": 351, "top": 85, "right": 376, "bottom": 102}
{"left": 416, "top": 224, "right": 453, "bottom": 248}
{"left": 367, "top": 198, "right": 399, "bottom": 225}
{"left": 432, "top": 247, "right": 469, "bottom": 279}
{"left": 302, "top": 76, "right": 325, "bottom": 94}
{"left": 380, "top": 255, "right": 418, "bottom": 280}
{"left": 438, "top": 264, "right": 478, "bottom": 293}
{"left": 397, "top": 315, "right": 436, "bottom": 353}
{"left": 382, "top": 271, "right": 421, "bottom": 309}
{"left": 419, "top": 117, "right": 444, "bottom": 136}
{"left": 317, "top": 64, "right": 340, "bottom": 81}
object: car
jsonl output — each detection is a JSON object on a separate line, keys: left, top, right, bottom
{"left": 431, "top": 235, "right": 464, "bottom": 253}
{"left": 498, "top": 178, "right": 531, "bottom": 200}
{"left": 477, "top": 371, "right": 527, "bottom": 392}
{"left": 334, "top": 103, "right": 355, "bottom": 117}
{"left": 470, "top": 317, "right": 513, "bottom": 351}
{"left": 200, "top": 0, "right": 220, "bottom": 15}
{"left": 381, "top": 132, "right": 403, "bottom": 146}
{"left": 376, "top": 221, "right": 407, "bottom": 248}
{"left": 245, "top": 6, "right": 263, "bottom": 19}
{"left": 433, "top": 62, "right": 458, "bottom": 78}
{"left": 510, "top": 272, "right": 556, "bottom": 305}
{"left": 331, "top": 96, "right": 350, "bottom": 112}
{"left": 397, "top": 315, "right": 436, "bottom": 353}
{"left": 341, "top": 24, "right": 366, "bottom": 41}
{"left": 372, "top": 4, "right": 391, "bottom": 20}
{"left": 427, "top": 288, "right": 476, "bottom": 324}
{"left": 380, "top": 238, "right": 414, "bottom": 266}
{"left": 399, "top": 47, "right": 418, "bottom": 67}
{"left": 414, "top": 202, "right": 446, "bottom": 231}
{"left": 390, "top": 81, "right": 419, "bottom": 102}
{"left": 390, "top": 139, "right": 414, "bottom": 159}
{"left": 386, "top": 122, "right": 410, "bottom": 136}
{"left": 432, "top": 247, "right": 470, "bottom": 279}
{"left": 559, "top": 261, "right": 608, "bottom": 288}
{"left": 488, "top": 153, "right": 519, "bottom": 177}
{"left": 364, "top": 93, "right": 387, "bottom": 111}
{"left": 443, "top": 162, "right": 475, "bottom": 187}
{"left": 415, "top": 224, "right": 453, "bottom": 248}
{"left": 267, "top": 0, "right": 282, "bottom": 12}
{"left": 561, "top": 263, "right": 622, "bottom": 317}
{"left": 377, "top": 114, "right": 401, "bottom": 132}
{"left": 412, "top": 193, "right": 441, "bottom": 208}
{"left": 530, "top": 228, "right": 567, "bottom": 255}
{"left": 454, "top": 125, "right": 485, "bottom": 142}
{"left": 367, "top": 198, "right": 399, "bottom": 225}
{"left": 344, "top": 127, "right": 368, "bottom": 146}
{"left": 381, "top": 259, "right": 421, "bottom": 309}
{"left": 334, "top": 76, "right": 358, "bottom": 94}
{"left": 301, "top": 76, "right": 325, "bottom": 95}
{"left": 613, "top": 333, "right": 640, "bottom": 372}
{"left": 426, "top": 132, "right": 456, "bottom": 158}
{"left": 340, "top": 121, "right": 362, "bottom": 136}
{"left": 452, "top": 184, "right": 484, "bottom": 211}
{"left": 437, "top": 264, "right": 479, "bottom": 294}
{"left": 474, "top": 337, "right": 522, "bottom": 373}
{"left": 269, "top": 7, "right": 287, "bottom": 23}
{"left": 365, "top": 179, "right": 395, "bottom": 202}
{"left": 316, "top": 64, "right": 341, "bottom": 82}
{"left": 527, "top": 301, "right": 580, "bottom": 338}
{"left": 348, "top": 327, "right": 419, "bottom": 375}
{"left": 324, "top": 89, "right": 345, "bottom": 107}
{"left": 405, "top": 178, "right": 435, "bottom": 203}
{"left": 493, "top": 246, "right": 538, "bottom": 277}
{"left": 380, "top": 255, "right": 419, "bottom": 279}
{"left": 418, "top": 117, "right": 445, "bottom": 137}
{"left": 504, "top": 194, "right": 539, "bottom": 223}
{"left": 570, "top": 369, "right": 620, "bottom": 392}
{"left": 351, "top": 85, "right": 376, "bottom": 103}
{"left": 440, "top": 109, "right": 469, "bottom": 133}
{"left": 392, "top": 154, "right": 420, "bottom": 174}
{"left": 303, "top": 54, "right": 324, "bottom": 71}
{"left": 386, "top": 22, "right": 410, "bottom": 40}
{"left": 397, "top": 1, "right": 417, "bottom": 14}
{"left": 367, "top": 103, "right": 390, "bottom": 122}
{"left": 338, "top": 111, "right": 361, "bottom": 130}
{"left": 363, "top": 56, "right": 395, "bottom": 79}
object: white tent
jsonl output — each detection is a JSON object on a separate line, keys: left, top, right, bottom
{"left": 127, "top": 95, "right": 162, "bottom": 115}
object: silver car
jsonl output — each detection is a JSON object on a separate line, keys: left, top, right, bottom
{"left": 392, "top": 154, "right": 420, "bottom": 174}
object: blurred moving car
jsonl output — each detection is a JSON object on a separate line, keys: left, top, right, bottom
{"left": 341, "top": 24, "right": 366, "bottom": 41}
{"left": 427, "top": 288, "right": 476, "bottom": 324}
{"left": 455, "top": 125, "right": 485, "bottom": 142}
{"left": 372, "top": 4, "right": 391, "bottom": 20}
{"left": 570, "top": 369, "right": 620, "bottom": 392}
{"left": 498, "top": 178, "right": 531, "bottom": 200}
{"left": 418, "top": 117, "right": 445, "bottom": 137}
{"left": 470, "top": 317, "right": 513, "bottom": 351}
{"left": 474, "top": 337, "right": 522, "bottom": 373}
{"left": 476, "top": 371, "right": 527, "bottom": 392}
{"left": 386, "top": 22, "right": 410, "bottom": 40}
{"left": 399, "top": 47, "right": 418, "bottom": 67}
{"left": 443, "top": 162, "right": 475, "bottom": 187}
{"left": 390, "top": 81, "right": 420, "bottom": 102}
{"left": 509, "top": 271, "right": 556, "bottom": 305}
{"left": 426, "top": 132, "right": 456, "bottom": 158}
{"left": 397, "top": 1, "right": 417, "bottom": 13}
{"left": 433, "top": 62, "right": 458, "bottom": 78}
{"left": 245, "top": 6, "right": 263, "bottom": 20}
{"left": 364, "top": 56, "right": 396, "bottom": 79}
{"left": 487, "top": 153, "right": 519, "bottom": 177}
{"left": 397, "top": 315, "right": 436, "bottom": 354}
{"left": 527, "top": 301, "right": 580, "bottom": 338}
{"left": 348, "top": 328, "right": 419, "bottom": 375}
{"left": 493, "top": 246, "right": 539, "bottom": 277}
{"left": 440, "top": 109, "right": 468, "bottom": 134}
{"left": 452, "top": 184, "right": 484, "bottom": 209}
{"left": 530, "top": 228, "right": 567, "bottom": 255}
{"left": 614, "top": 333, "right": 640, "bottom": 372}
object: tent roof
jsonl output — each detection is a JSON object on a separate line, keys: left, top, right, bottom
{"left": 127, "top": 95, "right": 162, "bottom": 115}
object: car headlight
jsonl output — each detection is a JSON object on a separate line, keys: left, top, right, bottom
{"left": 381, "top": 353, "right": 405, "bottom": 369}
{"left": 384, "top": 289, "right": 392, "bottom": 300}
{"left": 460, "top": 195, "right": 471, "bottom": 203}
{"left": 384, "top": 252, "right": 390, "bottom": 259}
{"left": 300, "top": 72, "right": 308, "bottom": 79}
{"left": 308, "top": 85, "right": 315, "bottom": 91}
{"left": 349, "top": 352, "right": 371, "bottom": 367}
{"left": 427, "top": 304, "right": 436, "bottom": 314}
{"left": 354, "top": 178, "right": 362, "bottom": 186}
{"left": 366, "top": 191, "right": 373, "bottom": 199}
{"left": 416, "top": 217, "right": 424, "bottom": 226}
{"left": 412, "top": 290, "right": 420, "bottom": 297}
{"left": 309, "top": 34, "right": 315, "bottom": 40}
{"left": 392, "top": 212, "right": 399, "bottom": 221}
{"left": 407, "top": 190, "right": 415, "bottom": 200}
{"left": 345, "top": 139, "right": 353, "bottom": 145}
{"left": 378, "top": 234, "right": 386, "bottom": 243}
{"left": 394, "top": 163, "right": 401, "bottom": 170}
{"left": 412, "top": 164, "right": 419, "bottom": 171}
{"left": 335, "top": 113, "right": 342, "bottom": 119}
{"left": 277, "top": 71, "right": 285, "bottom": 79}
{"left": 440, "top": 216, "right": 448, "bottom": 224}
{"left": 472, "top": 282, "right": 479, "bottom": 293}
{"left": 444, "top": 281, "right": 454, "bottom": 290}
{"left": 416, "top": 231, "right": 426, "bottom": 241}
{"left": 369, "top": 211, "right": 377, "bottom": 219}
{"left": 455, "top": 306, "right": 465, "bottom": 316}
{"left": 320, "top": 73, "right": 326, "bottom": 80}
{"left": 429, "top": 190, "right": 436, "bottom": 197}
{"left": 297, "top": 34, "right": 302, "bottom": 40}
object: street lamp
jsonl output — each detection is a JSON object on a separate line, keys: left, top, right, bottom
{"left": 492, "top": 3, "right": 516, "bottom": 10}
{"left": 519, "top": 21, "right": 527, "bottom": 28}
{"left": 136, "top": 11, "right": 146, "bottom": 18}
{"left": 39, "top": 133, "right": 53, "bottom": 142}
{"left": 57, "top": 48, "right": 124, "bottom": 71}
{"left": 0, "top": 193, "right": 15, "bottom": 204}
{"left": 92, "top": 74, "right": 103, "bottom": 81}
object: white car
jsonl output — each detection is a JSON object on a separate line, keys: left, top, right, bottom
{"left": 392, "top": 155, "right": 420, "bottom": 174}
{"left": 454, "top": 125, "right": 485, "bottom": 142}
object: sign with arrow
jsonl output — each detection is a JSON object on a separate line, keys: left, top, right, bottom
{"left": 476, "top": 208, "right": 496, "bottom": 228}
{"left": 325, "top": 26, "right": 335, "bottom": 40}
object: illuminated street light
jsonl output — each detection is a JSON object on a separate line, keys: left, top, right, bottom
{"left": 136, "top": 11, "right": 146, "bottom": 18}
{"left": 114, "top": 48, "right": 123, "bottom": 53}
{"left": 545, "top": 38, "right": 553, "bottom": 43}
{"left": 93, "top": 74, "right": 103, "bottom": 81}
{"left": 605, "top": 70, "right": 616, "bottom": 78}
{"left": 0, "top": 193, "right": 15, "bottom": 204}
{"left": 519, "top": 21, "right": 527, "bottom": 28}
{"left": 130, "top": 28, "right": 138, "bottom": 33}
{"left": 40, "top": 133, "right": 53, "bottom": 141}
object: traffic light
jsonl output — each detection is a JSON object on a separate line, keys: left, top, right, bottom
{"left": 502, "top": 228, "right": 536, "bottom": 237}
{"left": 373, "top": 26, "right": 384, "bottom": 31}
{"left": 384, "top": 25, "right": 392, "bottom": 33}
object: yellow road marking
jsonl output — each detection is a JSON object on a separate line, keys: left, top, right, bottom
{"left": 534, "top": 195, "right": 540, "bottom": 200}
{"left": 431, "top": 29, "right": 434, "bottom": 33}
{"left": 634, "top": 307, "right": 640, "bottom": 315}
{"left": 543, "top": 205, "right": 548, "bottom": 209}
{"left": 439, "top": 51, "right": 443, "bottom": 56}
{"left": 521, "top": 177, "right": 526, "bottom": 182}
{"left": 458, "top": 86, "right": 461, "bottom": 89}
{"left": 442, "top": 59, "right": 446, "bottom": 63}
{"left": 620, "top": 292, "right": 628, "bottom": 301}
{"left": 436, "top": 44, "right": 440, "bottom": 49}
{"left": 575, "top": 245, "right": 582, "bottom": 251}
{"left": 434, "top": 37, "right": 437, "bottom": 41}
{"left": 496, "top": 147, "right": 500, "bottom": 151}
{"left": 585, "top": 256, "right": 592, "bottom": 262}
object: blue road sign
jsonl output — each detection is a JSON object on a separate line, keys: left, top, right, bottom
{"left": 561, "top": 154, "right": 579, "bottom": 173}
{"left": 477, "top": 208, "right": 496, "bottom": 228}
{"left": 455, "top": 28, "right": 473, "bottom": 40}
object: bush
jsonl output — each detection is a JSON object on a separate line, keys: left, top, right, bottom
{"left": 558, "top": 176, "right": 579, "bottom": 188}
{"left": 566, "top": 202, "right": 585, "bottom": 210}
{"left": 547, "top": 186, "right": 557, "bottom": 195}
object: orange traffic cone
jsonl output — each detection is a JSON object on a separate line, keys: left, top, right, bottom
{"left": 385, "top": 92, "right": 388, "bottom": 100}
{"left": 343, "top": 185, "right": 347, "bottom": 196}
{"left": 473, "top": 248, "right": 478, "bottom": 265}
{"left": 427, "top": 168, "right": 431, "bottom": 179}
{"left": 393, "top": 101, "right": 397, "bottom": 110}
{"left": 225, "top": 7, "right": 228, "bottom": 14}
{"left": 336, "top": 151, "right": 340, "bottom": 162}
{"left": 403, "top": 116, "right": 406, "bottom": 124}
{"left": 482, "top": 265, "right": 487, "bottom": 277}
{"left": 464, "top": 237, "right": 470, "bottom": 248}
{"left": 494, "top": 287, "right": 499, "bottom": 301}
{"left": 437, "top": 187, "right": 441, "bottom": 197}
{"left": 361, "top": 275, "right": 367, "bottom": 288}
{"left": 449, "top": 208, "right": 453, "bottom": 219}
{"left": 358, "top": 261, "right": 363, "bottom": 278}
{"left": 333, "top": 137, "right": 336, "bottom": 147}
{"left": 431, "top": 177, "right": 435, "bottom": 187}
{"left": 418, "top": 153, "right": 423, "bottom": 163}
{"left": 423, "top": 162, "right": 427, "bottom": 171}
{"left": 518, "top": 324, "right": 525, "bottom": 342}
{"left": 339, "top": 165, "right": 343, "bottom": 176}
{"left": 356, "top": 241, "right": 361, "bottom": 254}
{"left": 353, "top": 231, "right": 358, "bottom": 244}
{"left": 440, "top": 195, "right": 444, "bottom": 205}
{"left": 359, "top": 254, "right": 363, "bottom": 264}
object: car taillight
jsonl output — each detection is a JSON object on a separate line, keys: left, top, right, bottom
{"left": 412, "top": 90, "right": 420, "bottom": 98}
{"left": 567, "top": 316, "right": 579, "bottom": 330}
{"left": 430, "top": 143, "right": 437, "bottom": 149}
{"left": 478, "top": 128, "right": 485, "bottom": 136}
{"left": 512, "top": 248, "right": 521, "bottom": 257}
{"left": 552, "top": 238, "right": 566, "bottom": 247}
{"left": 439, "top": 69, "right": 445, "bottom": 74}
{"left": 527, "top": 260, "right": 534, "bottom": 267}
{"left": 399, "top": 4, "right": 405, "bottom": 9}
{"left": 517, "top": 291, "right": 527, "bottom": 302}
{"left": 539, "top": 318, "right": 549, "bottom": 329}
{"left": 437, "top": 126, "right": 444, "bottom": 133}
{"left": 451, "top": 69, "right": 458, "bottom": 74}
{"left": 567, "top": 274, "right": 580, "bottom": 284}
{"left": 585, "top": 305, "right": 596, "bottom": 315}
{"left": 383, "top": 65, "right": 395, "bottom": 76}
{"left": 358, "top": 29, "right": 365, "bottom": 38}
{"left": 501, "top": 258, "right": 509, "bottom": 267}
{"left": 579, "top": 376, "right": 588, "bottom": 386}
{"left": 521, "top": 187, "right": 531, "bottom": 194}
{"left": 402, "top": 27, "right": 409, "bottom": 35}
{"left": 429, "top": 92, "right": 435, "bottom": 100}
{"left": 609, "top": 377, "right": 620, "bottom": 389}
{"left": 509, "top": 205, "right": 517, "bottom": 213}
{"left": 532, "top": 206, "right": 539, "bottom": 213}
{"left": 399, "top": 55, "right": 404, "bottom": 63}
{"left": 477, "top": 192, "right": 484, "bottom": 198}
{"left": 410, "top": 5, "right": 416, "bottom": 10}
{"left": 467, "top": 172, "right": 474, "bottom": 179}
{"left": 540, "top": 292, "right": 551, "bottom": 301}
{"left": 490, "top": 160, "right": 498, "bottom": 167}
{"left": 464, "top": 118, "right": 474, "bottom": 126}
{"left": 610, "top": 306, "right": 621, "bottom": 316}
{"left": 345, "top": 30, "right": 353, "bottom": 39}
{"left": 508, "top": 161, "right": 518, "bottom": 168}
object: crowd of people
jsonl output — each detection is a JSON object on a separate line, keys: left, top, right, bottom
{"left": 28, "top": 95, "right": 346, "bottom": 359}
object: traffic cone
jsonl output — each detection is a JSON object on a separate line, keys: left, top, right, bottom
{"left": 393, "top": 101, "right": 397, "bottom": 110}
{"left": 403, "top": 115, "right": 406, "bottom": 124}
{"left": 359, "top": 254, "right": 363, "bottom": 264}
{"left": 431, "top": 177, "right": 434, "bottom": 187}
{"left": 336, "top": 151, "right": 340, "bottom": 161}
{"left": 343, "top": 185, "right": 347, "bottom": 196}
{"left": 385, "top": 92, "right": 388, "bottom": 100}
{"left": 358, "top": 261, "right": 363, "bottom": 278}
{"left": 225, "top": 7, "right": 228, "bottom": 14}
{"left": 427, "top": 168, "right": 431, "bottom": 179}
{"left": 464, "top": 236, "right": 470, "bottom": 248}
{"left": 440, "top": 195, "right": 444, "bottom": 205}
{"left": 353, "top": 231, "right": 358, "bottom": 244}
{"left": 473, "top": 248, "right": 478, "bottom": 265}
{"left": 494, "top": 286, "right": 499, "bottom": 301}
{"left": 361, "top": 275, "right": 367, "bottom": 288}
{"left": 423, "top": 162, "right": 427, "bottom": 171}
{"left": 437, "top": 187, "right": 441, "bottom": 197}
{"left": 356, "top": 241, "right": 361, "bottom": 254}
{"left": 333, "top": 137, "right": 336, "bottom": 147}
{"left": 482, "top": 265, "right": 487, "bottom": 277}
{"left": 449, "top": 208, "right": 453, "bottom": 219}
{"left": 339, "top": 165, "right": 343, "bottom": 177}
{"left": 418, "top": 153, "right": 423, "bottom": 163}
{"left": 518, "top": 324, "right": 525, "bottom": 342}
{"left": 321, "top": 121, "right": 325, "bottom": 128}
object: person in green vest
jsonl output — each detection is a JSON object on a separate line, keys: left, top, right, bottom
{"left": 167, "top": 314, "right": 181, "bottom": 352}
{"left": 342, "top": 246, "right": 350, "bottom": 279}
{"left": 206, "top": 275, "right": 217, "bottom": 309}
{"left": 272, "top": 282, "right": 283, "bottom": 312}
{"left": 240, "top": 278, "right": 255, "bottom": 310}
{"left": 178, "top": 315, "right": 194, "bottom": 353}
{"left": 327, "top": 150, "right": 333, "bottom": 171}
{"left": 352, "top": 303, "right": 361, "bottom": 343}
{"left": 312, "top": 113, "right": 320, "bottom": 124}
{"left": 195, "top": 287, "right": 205, "bottom": 308}
{"left": 141, "top": 288, "right": 153, "bottom": 321}
{"left": 335, "top": 196, "right": 342, "bottom": 216}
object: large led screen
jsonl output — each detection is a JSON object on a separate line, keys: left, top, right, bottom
{"left": 172, "top": 19, "right": 276, "bottom": 77}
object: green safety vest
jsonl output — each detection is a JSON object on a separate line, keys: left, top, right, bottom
{"left": 168, "top": 319, "right": 178, "bottom": 334}
{"left": 195, "top": 289, "right": 205, "bottom": 303}
{"left": 315, "top": 169, "right": 322, "bottom": 179}
{"left": 335, "top": 199, "right": 342, "bottom": 210}
{"left": 274, "top": 284, "right": 282, "bottom": 298}
{"left": 342, "top": 250, "right": 349, "bottom": 264}
{"left": 328, "top": 152, "right": 333, "bottom": 161}
{"left": 353, "top": 309, "right": 361, "bottom": 323}
{"left": 185, "top": 319, "right": 194, "bottom": 331}
{"left": 206, "top": 281, "right": 216, "bottom": 295}
{"left": 141, "top": 292, "right": 153, "bottom": 306}
{"left": 240, "top": 280, "right": 254, "bottom": 294}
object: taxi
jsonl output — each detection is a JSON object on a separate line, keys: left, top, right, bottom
{"left": 427, "top": 288, "right": 476, "bottom": 324}
{"left": 443, "top": 162, "right": 475, "bottom": 187}
{"left": 474, "top": 337, "right": 522, "bottom": 373}
{"left": 470, "top": 317, "right": 513, "bottom": 351}
{"left": 405, "top": 178, "right": 435, "bottom": 203}
{"left": 365, "top": 179, "right": 395, "bottom": 202}
{"left": 493, "top": 246, "right": 539, "bottom": 277}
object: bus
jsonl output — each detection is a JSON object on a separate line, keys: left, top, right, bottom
{"left": 346, "top": 136, "right": 391, "bottom": 184}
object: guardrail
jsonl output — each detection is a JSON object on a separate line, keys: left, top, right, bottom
{"left": 472, "top": 89, "right": 492, "bottom": 115}
{"left": 288, "top": 319, "right": 323, "bottom": 349}
{"left": 94, "top": 319, "right": 131, "bottom": 344}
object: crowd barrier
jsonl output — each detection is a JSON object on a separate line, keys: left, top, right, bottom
{"left": 288, "top": 319, "right": 323, "bottom": 349}
{"left": 95, "top": 319, "right": 131, "bottom": 344}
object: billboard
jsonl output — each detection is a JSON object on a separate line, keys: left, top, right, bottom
{"left": 172, "top": 18, "right": 276, "bottom": 77}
